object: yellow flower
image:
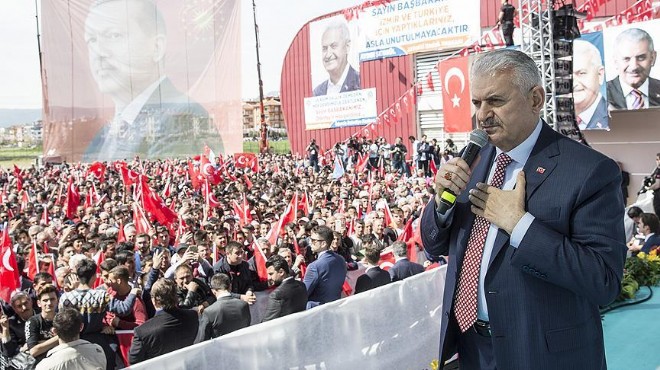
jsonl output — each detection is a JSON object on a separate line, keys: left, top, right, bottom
{"left": 637, "top": 252, "right": 647, "bottom": 259}
{"left": 648, "top": 253, "right": 658, "bottom": 262}
{"left": 429, "top": 359, "right": 440, "bottom": 370}
{"left": 650, "top": 249, "right": 658, "bottom": 257}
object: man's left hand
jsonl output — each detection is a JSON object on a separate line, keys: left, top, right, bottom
{"left": 469, "top": 171, "right": 527, "bottom": 234}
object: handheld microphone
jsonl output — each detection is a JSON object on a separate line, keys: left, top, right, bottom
{"left": 436, "top": 129, "right": 489, "bottom": 214}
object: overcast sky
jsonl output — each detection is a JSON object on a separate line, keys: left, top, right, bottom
{"left": 0, "top": 0, "right": 361, "bottom": 109}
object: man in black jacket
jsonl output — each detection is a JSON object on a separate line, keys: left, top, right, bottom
{"left": 198, "top": 274, "right": 251, "bottom": 340}
{"left": 355, "top": 248, "right": 391, "bottom": 294}
{"left": 212, "top": 242, "right": 264, "bottom": 305}
{"left": 262, "top": 256, "right": 307, "bottom": 322}
{"left": 173, "top": 264, "right": 215, "bottom": 312}
{"left": 388, "top": 241, "right": 425, "bottom": 282}
{"left": 128, "top": 279, "right": 199, "bottom": 364}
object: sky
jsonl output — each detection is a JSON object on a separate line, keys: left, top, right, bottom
{"left": 0, "top": 0, "right": 362, "bottom": 109}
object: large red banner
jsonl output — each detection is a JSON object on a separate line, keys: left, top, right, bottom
{"left": 41, "top": 0, "right": 242, "bottom": 162}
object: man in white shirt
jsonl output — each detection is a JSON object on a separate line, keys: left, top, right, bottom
{"left": 313, "top": 19, "right": 360, "bottom": 96}
{"left": 36, "top": 308, "right": 106, "bottom": 370}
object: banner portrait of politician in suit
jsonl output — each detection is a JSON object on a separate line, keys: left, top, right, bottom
{"left": 603, "top": 19, "right": 660, "bottom": 111}
{"left": 41, "top": 0, "right": 242, "bottom": 162}
{"left": 310, "top": 16, "right": 362, "bottom": 97}
{"left": 572, "top": 34, "right": 609, "bottom": 130}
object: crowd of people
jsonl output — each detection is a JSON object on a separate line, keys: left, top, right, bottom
{"left": 0, "top": 143, "right": 449, "bottom": 369}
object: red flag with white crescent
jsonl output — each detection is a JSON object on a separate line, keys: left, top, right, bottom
{"left": 439, "top": 55, "right": 472, "bottom": 133}
{"left": 234, "top": 153, "right": 259, "bottom": 173}
{"left": 252, "top": 241, "right": 269, "bottom": 282}
{"left": 27, "top": 241, "right": 39, "bottom": 280}
{"left": 88, "top": 162, "right": 106, "bottom": 182}
{"left": 0, "top": 226, "right": 20, "bottom": 302}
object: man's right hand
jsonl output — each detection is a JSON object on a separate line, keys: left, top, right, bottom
{"left": 434, "top": 157, "right": 472, "bottom": 198}
{"left": 240, "top": 292, "right": 256, "bottom": 305}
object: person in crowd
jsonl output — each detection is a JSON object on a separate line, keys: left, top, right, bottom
{"left": 416, "top": 135, "right": 431, "bottom": 176}
{"left": 390, "top": 137, "right": 408, "bottom": 175}
{"left": 573, "top": 39, "right": 608, "bottom": 130}
{"left": 25, "top": 285, "right": 60, "bottom": 363}
{"left": 303, "top": 225, "right": 347, "bottom": 309}
{"left": 35, "top": 308, "right": 107, "bottom": 370}
{"left": 1, "top": 292, "right": 34, "bottom": 362}
{"left": 128, "top": 279, "right": 199, "bottom": 364}
{"left": 388, "top": 241, "right": 425, "bottom": 282}
{"left": 306, "top": 139, "right": 320, "bottom": 173}
{"left": 197, "top": 273, "right": 251, "bottom": 340}
{"left": 607, "top": 28, "right": 660, "bottom": 109}
{"left": 629, "top": 213, "right": 660, "bottom": 253}
{"left": 104, "top": 266, "right": 147, "bottom": 330}
{"left": 262, "top": 255, "right": 308, "bottom": 322}
{"left": 354, "top": 248, "right": 391, "bottom": 294}
{"left": 421, "top": 49, "right": 625, "bottom": 370}
{"left": 173, "top": 263, "right": 215, "bottom": 312}
{"left": 313, "top": 19, "right": 360, "bottom": 96}
{"left": 212, "top": 242, "right": 260, "bottom": 304}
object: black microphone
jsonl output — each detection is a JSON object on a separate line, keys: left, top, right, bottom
{"left": 436, "top": 129, "right": 489, "bottom": 214}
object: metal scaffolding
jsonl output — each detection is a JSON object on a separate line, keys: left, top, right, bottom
{"left": 519, "top": 0, "right": 557, "bottom": 129}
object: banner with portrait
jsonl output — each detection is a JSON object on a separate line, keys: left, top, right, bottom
{"left": 602, "top": 18, "right": 660, "bottom": 111}
{"left": 358, "top": 0, "right": 481, "bottom": 62}
{"left": 41, "top": 0, "right": 242, "bottom": 162}
{"left": 572, "top": 32, "right": 609, "bottom": 130}
{"left": 306, "top": 15, "right": 375, "bottom": 130}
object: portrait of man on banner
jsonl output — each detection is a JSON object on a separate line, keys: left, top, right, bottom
{"left": 572, "top": 34, "right": 609, "bottom": 130}
{"left": 82, "top": 0, "right": 223, "bottom": 161}
{"left": 310, "top": 16, "right": 362, "bottom": 97}
{"left": 603, "top": 19, "right": 660, "bottom": 111}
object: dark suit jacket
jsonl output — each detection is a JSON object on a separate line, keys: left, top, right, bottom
{"left": 128, "top": 308, "right": 199, "bottom": 364}
{"left": 421, "top": 123, "right": 626, "bottom": 370}
{"left": 354, "top": 266, "right": 391, "bottom": 294}
{"left": 198, "top": 295, "right": 251, "bottom": 340}
{"left": 583, "top": 97, "right": 609, "bottom": 129}
{"left": 313, "top": 65, "right": 360, "bottom": 96}
{"left": 84, "top": 78, "right": 223, "bottom": 161}
{"left": 641, "top": 233, "right": 660, "bottom": 253}
{"left": 261, "top": 278, "right": 308, "bottom": 322}
{"left": 606, "top": 76, "right": 660, "bottom": 109}
{"left": 303, "top": 251, "right": 347, "bottom": 308}
{"left": 388, "top": 258, "right": 425, "bottom": 282}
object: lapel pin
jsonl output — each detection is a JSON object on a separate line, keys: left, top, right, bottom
{"left": 536, "top": 167, "right": 546, "bottom": 174}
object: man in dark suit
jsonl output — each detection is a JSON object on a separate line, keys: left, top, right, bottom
{"left": 83, "top": 0, "right": 223, "bottom": 161}
{"left": 421, "top": 50, "right": 626, "bottom": 370}
{"left": 303, "top": 225, "right": 347, "bottom": 309}
{"left": 388, "top": 241, "right": 425, "bottom": 282}
{"left": 262, "top": 255, "right": 307, "bottom": 322}
{"left": 313, "top": 20, "right": 360, "bottom": 96}
{"left": 198, "top": 273, "right": 251, "bottom": 340}
{"left": 128, "top": 278, "right": 199, "bottom": 364}
{"left": 606, "top": 27, "right": 660, "bottom": 110}
{"left": 354, "top": 248, "right": 391, "bottom": 294}
{"left": 633, "top": 213, "right": 660, "bottom": 253}
{"left": 573, "top": 39, "right": 609, "bottom": 130}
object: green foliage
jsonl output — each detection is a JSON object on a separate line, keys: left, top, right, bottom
{"left": 617, "top": 251, "right": 660, "bottom": 301}
{"left": 243, "top": 140, "right": 290, "bottom": 154}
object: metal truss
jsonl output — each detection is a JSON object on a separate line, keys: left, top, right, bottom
{"left": 520, "top": 0, "right": 557, "bottom": 129}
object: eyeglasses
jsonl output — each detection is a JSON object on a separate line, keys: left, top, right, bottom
{"left": 310, "top": 238, "right": 325, "bottom": 244}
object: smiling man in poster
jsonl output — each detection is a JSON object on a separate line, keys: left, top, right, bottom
{"left": 313, "top": 19, "right": 361, "bottom": 97}
{"left": 573, "top": 39, "right": 609, "bottom": 130}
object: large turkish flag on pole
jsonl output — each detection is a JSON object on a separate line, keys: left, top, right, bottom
{"left": 0, "top": 227, "right": 20, "bottom": 302}
{"left": 438, "top": 55, "right": 472, "bottom": 133}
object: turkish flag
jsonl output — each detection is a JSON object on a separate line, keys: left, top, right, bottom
{"left": 92, "top": 250, "right": 105, "bottom": 289}
{"left": 430, "top": 159, "right": 438, "bottom": 175}
{"left": 119, "top": 165, "right": 140, "bottom": 187}
{"left": 65, "top": 178, "right": 80, "bottom": 220}
{"left": 88, "top": 162, "right": 106, "bottom": 182}
{"left": 378, "top": 250, "right": 396, "bottom": 271}
{"left": 234, "top": 153, "right": 259, "bottom": 173}
{"left": 382, "top": 201, "right": 393, "bottom": 227}
{"left": 132, "top": 203, "right": 152, "bottom": 235}
{"left": 252, "top": 241, "right": 269, "bottom": 282}
{"left": 0, "top": 227, "right": 20, "bottom": 302}
{"left": 27, "top": 241, "right": 39, "bottom": 280}
{"left": 142, "top": 182, "right": 178, "bottom": 226}
{"left": 355, "top": 153, "right": 369, "bottom": 173}
{"left": 398, "top": 217, "right": 414, "bottom": 242}
{"left": 200, "top": 155, "right": 222, "bottom": 185}
{"left": 267, "top": 194, "right": 297, "bottom": 246}
{"left": 188, "top": 161, "right": 202, "bottom": 190}
{"left": 439, "top": 55, "right": 472, "bottom": 133}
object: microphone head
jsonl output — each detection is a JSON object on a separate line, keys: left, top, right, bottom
{"left": 469, "top": 129, "right": 489, "bottom": 148}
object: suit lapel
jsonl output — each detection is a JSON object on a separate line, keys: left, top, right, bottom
{"left": 487, "top": 123, "right": 559, "bottom": 268}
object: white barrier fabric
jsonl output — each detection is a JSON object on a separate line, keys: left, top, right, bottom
{"left": 131, "top": 266, "right": 447, "bottom": 370}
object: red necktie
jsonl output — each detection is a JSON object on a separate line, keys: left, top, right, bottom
{"left": 454, "top": 153, "right": 513, "bottom": 332}
{"left": 631, "top": 89, "right": 644, "bottom": 109}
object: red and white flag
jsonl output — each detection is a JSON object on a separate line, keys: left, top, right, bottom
{"left": 252, "top": 241, "right": 269, "bottom": 282}
{"left": 87, "top": 162, "right": 106, "bottom": 182}
{"left": 0, "top": 225, "right": 20, "bottom": 302}
{"left": 65, "top": 178, "right": 80, "bottom": 220}
{"left": 234, "top": 153, "right": 259, "bottom": 173}
{"left": 27, "top": 241, "right": 39, "bottom": 280}
{"left": 438, "top": 55, "right": 472, "bottom": 133}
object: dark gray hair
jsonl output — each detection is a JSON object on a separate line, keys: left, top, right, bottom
{"left": 471, "top": 49, "right": 543, "bottom": 94}
{"left": 391, "top": 241, "right": 408, "bottom": 258}
{"left": 615, "top": 27, "right": 655, "bottom": 53}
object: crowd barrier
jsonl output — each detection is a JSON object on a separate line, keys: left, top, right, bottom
{"left": 131, "top": 266, "right": 447, "bottom": 370}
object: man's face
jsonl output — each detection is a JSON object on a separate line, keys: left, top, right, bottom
{"left": 615, "top": 39, "right": 657, "bottom": 89}
{"left": 104, "top": 243, "right": 116, "bottom": 259}
{"left": 34, "top": 278, "right": 53, "bottom": 294}
{"left": 135, "top": 236, "right": 150, "bottom": 254}
{"left": 267, "top": 266, "right": 286, "bottom": 286}
{"left": 37, "top": 292, "right": 58, "bottom": 316}
{"left": 106, "top": 273, "right": 122, "bottom": 291}
{"left": 175, "top": 269, "right": 193, "bottom": 289}
{"left": 259, "top": 224, "right": 270, "bottom": 237}
{"left": 226, "top": 248, "right": 243, "bottom": 265}
{"left": 573, "top": 50, "right": 604, "bottom": 113}
{"left": 310, "top": 232, "right": 327, "bottom": 254}
{"left": 471, "top": 71, "right": 541, "bottom": 152}
{"left": 321, "top": 28, "right": 349, "bottom": 77}
{"left": 278, "top": 249, "right": 293, "bottom": 266}
{"left": 125, "top": 228, "right": 136, "bottom": 242}
{"left": 84, "top": 0, "right": 163, "bottom": 99}
{"left": 11, "top": 296, "right": 33, "bottom": 321}
{"left": 122, "top": 257, "right": 136, "bottom": 276}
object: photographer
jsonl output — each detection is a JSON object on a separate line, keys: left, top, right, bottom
{"left": 391, "top": 137, "right": 408, "bottom": 175}
{"left": 306, "top": 139, "right": 320, "bottom": 173}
